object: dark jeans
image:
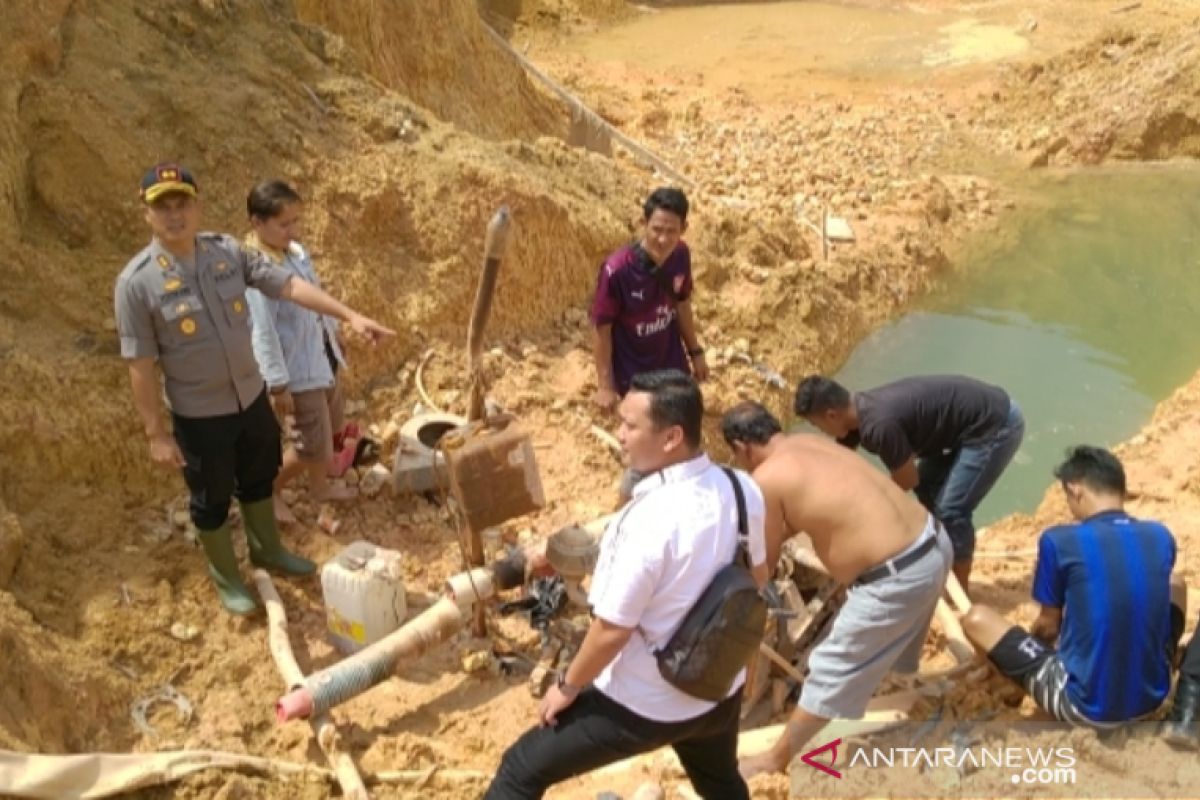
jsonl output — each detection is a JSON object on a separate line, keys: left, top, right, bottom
{"left": 915, "top": 402, "right": 1025, "bottom": 562}
{"left": 172, "top": 388, "right": 281, "bottom": 529}
{"left": 484, "top": 687, "right": 749, "bottom": 800}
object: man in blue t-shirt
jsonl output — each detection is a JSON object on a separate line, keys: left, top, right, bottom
{"left": 959, "top": 446, "right": 1184, "bottom": 727}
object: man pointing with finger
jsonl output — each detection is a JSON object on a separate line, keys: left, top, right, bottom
{"left": 113, "top": 163, "right": 393, "bottom": 615}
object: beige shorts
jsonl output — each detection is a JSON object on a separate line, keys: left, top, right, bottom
{"left": 291, "top": 382, "right": 344, "bottom": 463}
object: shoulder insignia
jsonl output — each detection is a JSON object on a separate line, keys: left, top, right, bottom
{"left": 163, "top": 277, "right": 182, "bottom": 291}
{"left": 156, "top": 254, "right": 171, "bottom": 269}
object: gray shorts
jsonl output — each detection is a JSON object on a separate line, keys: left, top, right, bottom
{"left": 800, "top": 517, "right": 953, "bottom": 720}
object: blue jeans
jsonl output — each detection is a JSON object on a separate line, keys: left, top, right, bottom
{"left": 915, "top": 402, "right": 1025, "bottom": 563}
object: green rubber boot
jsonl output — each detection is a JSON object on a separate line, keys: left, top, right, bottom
{"left": 241, "top": 498, "right": 316, "bottom": 576}
{"left": 196, "top": 523, "right": 258, "bottom": 616}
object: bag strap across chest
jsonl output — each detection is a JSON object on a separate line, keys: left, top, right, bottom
{"left": 719, "top": 465, "right": 750, "bottom": 568}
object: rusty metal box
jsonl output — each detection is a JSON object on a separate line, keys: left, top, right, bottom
{"left": 441, "top": 415, "right": 545, "bottom": 534}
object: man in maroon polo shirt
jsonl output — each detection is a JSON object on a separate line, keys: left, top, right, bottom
{"left": 591, "top": 187, "right": 710, "bottom": 501}
{"left": 591, "top": 187, "right": 709, "bottom": 412}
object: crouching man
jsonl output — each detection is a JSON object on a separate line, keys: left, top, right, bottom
{"left": 961, "top": 446, "right": 1184, "bottom": 728}
{"left": 721, "top": 402, "right": 953, "bottom": 781}
{"left": 485, "top": 371, "right": 767, "bottom": 799}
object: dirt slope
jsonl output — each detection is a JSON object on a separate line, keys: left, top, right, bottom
{"left": 973, "top": 21, "right": 1200, "bottom": 166}
{"left": 296, "top": 0, "right": 563, "bottom": 140}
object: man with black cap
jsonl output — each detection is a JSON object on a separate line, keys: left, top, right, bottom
{"left": 114, "top": 163, "right": 393, "bottom": 614}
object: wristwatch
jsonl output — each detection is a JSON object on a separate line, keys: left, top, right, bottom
{"left": 688, "top": 346, "right": 706, "bottom": 358}
{"left": 269, "top": 385, "right": 288, "bottom": 396}
{"left": 557, "top": 672, "right": 581, "bottom": 697}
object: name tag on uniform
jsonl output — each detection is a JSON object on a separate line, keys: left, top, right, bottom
{"left": 160, "top": 295, "right": 203, "bottom": 321}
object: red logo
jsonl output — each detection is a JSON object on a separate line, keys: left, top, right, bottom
{"left": 801, "top": 738, "right": 842, "bottom": 779}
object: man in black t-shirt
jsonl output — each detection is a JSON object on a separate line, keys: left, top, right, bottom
{"left": 794, "top": 374, "right": 1024, "bottom": 595}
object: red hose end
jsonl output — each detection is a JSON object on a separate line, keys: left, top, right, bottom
{"left": 276, "top": 688, "right": 313, "bottom": 723}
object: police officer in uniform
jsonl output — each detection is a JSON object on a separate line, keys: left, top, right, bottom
{"left": 114, "top": 164, "right": 393, "bottom": 614}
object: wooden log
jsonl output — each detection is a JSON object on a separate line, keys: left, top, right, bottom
{"left": 792, "top": 585, "right": 844, "bottom": 662}
{"left": 759, "top": 641, "right": 807, "bottom": 685}
{"left": 935, "top": 597, "right": 977, "bottom": 664}
{"left": 943, "top": 571, "right": 972, "bottom": 615}
{"left": 739, "top": 648, "right": 772, "bottom": 721}
{"left": 253, "top": 571, "right": 370, "bottom": 800}
{"left": 735, "top": 701, "right": 916, "bottom": 756}
{"left": 595, "top": 691, "right": 919, "bottom": 778}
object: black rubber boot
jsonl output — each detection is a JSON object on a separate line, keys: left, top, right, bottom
{"left": 1163, "top": 675, "right": 1200, "bottom": 750}
{"left": 241, "top": 498, "right": 316, "bottom": 576}
{"left": 197, "top": 523, "right": 258, "bottom": 616}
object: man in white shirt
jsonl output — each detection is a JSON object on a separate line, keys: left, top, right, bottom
{"left": 485, "top": 370, "right": 768, "bottom": 799}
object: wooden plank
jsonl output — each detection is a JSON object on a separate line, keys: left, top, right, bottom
{"left": 595, "top": 691, "right": 919, "bottom": 778}
{"left": 935, "top": 597, "right": 977, "bottom": 664}
{"left": 759, "top": 641, "right": 806, "bottom": 685}
{"left": 739, "top": 649, "right": 772, "bottom": 721}
{"left": 736, "top": 704, "right": 914, "bottom": 756}
{"left": 943, "top": 571, "right": 972, "bottom": 614}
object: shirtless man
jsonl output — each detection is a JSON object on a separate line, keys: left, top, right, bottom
{"left": 720, "top": 401, "right": 953, "bottom": 780}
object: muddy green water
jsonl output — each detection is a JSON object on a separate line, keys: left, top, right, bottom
{"left": 566, "top": 2, "right": 1028, "bottom": 101}
{"left": 834, "top": 164, "right": 1200, "bottom": 525}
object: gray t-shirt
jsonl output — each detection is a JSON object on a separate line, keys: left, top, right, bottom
{"left": 838, "top": 375, "right": 1010, "bottom": 470}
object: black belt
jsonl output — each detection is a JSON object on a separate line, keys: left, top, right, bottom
{"left": 854, "top": 531, "right": 939, "bottom": 586}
